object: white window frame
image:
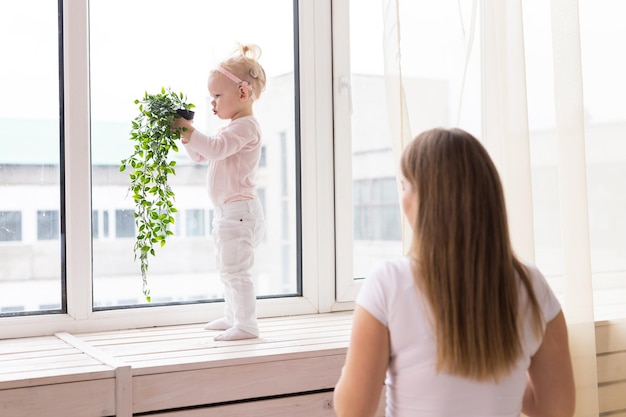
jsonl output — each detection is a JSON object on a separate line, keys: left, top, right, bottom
{"left": 1, "top": 0, "right": 344, "bottom": 338}
{"left": 331, "top": 0, "right": 363, "bottom": 304}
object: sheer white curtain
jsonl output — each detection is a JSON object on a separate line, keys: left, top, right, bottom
{"left": 382, "top": 0, "right": 412, "bottom": 251}
{"left": 548, "top": 0, "right": 599, "bottom": 414}
{"left": 381, "top": 0, "right": 599, "bottom": 415}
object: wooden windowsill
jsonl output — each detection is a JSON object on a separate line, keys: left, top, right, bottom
{"left": 0, "top": 311, "right": 354, "bottom": 417}
{"left": 3, "top": 312, "right": 625, "bottom": 416}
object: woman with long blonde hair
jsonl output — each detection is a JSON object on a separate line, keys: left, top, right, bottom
{"left": 334, "top": 128, "right": 575, "bottom": 417}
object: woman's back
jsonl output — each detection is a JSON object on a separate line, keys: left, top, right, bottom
{"left": 357, "top": 257, "right": 561, "bottom": 417}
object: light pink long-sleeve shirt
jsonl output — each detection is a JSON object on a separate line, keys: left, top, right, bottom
{"left": 182, "top": 116, "right": 262, "bottom": 207}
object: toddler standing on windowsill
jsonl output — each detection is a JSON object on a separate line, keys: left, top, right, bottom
{"left": 174, "top": 44, "right": 267, "bottom": 341}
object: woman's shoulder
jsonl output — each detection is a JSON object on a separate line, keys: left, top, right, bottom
{"left": 367, "top": 256, "right": 413, "bottom": 287}
{"left": 519, "top": 262, "right": 549, "bottom": 288}
{"left": 357, "top": 257, "right": 413, "bottom": 323}
{"left": 371, "top": 256, "right": 410, "bottom": 273}
{"left": 519, "top": 261, "right": 562, "bottom": 320}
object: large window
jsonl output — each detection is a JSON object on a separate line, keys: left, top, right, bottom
{"left": 334, "top": 0, "right": 467, "bottom": 299}
{"left": 3, "top": 0, "right": 624, "bottom": 338}
{"left": 1, "top": 0, "right": 323, "bottom": 337}
{"left": 334, "top": 0, "right": 626, "bottom": 320}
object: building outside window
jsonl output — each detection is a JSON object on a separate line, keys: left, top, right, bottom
{"left": 185, "top": 209, "right": 206, "bottom": 237}
{"left": 114, "top": 209, "right": 135, "bottom": 239}
{"left": 0, "top": 211, "right": 22, "bottom": 242}
{"left": 353, "top": 178, "right": 401, "bottom": 242}
{"left": 36, "top": 210, "right": 59, "bottom": 241}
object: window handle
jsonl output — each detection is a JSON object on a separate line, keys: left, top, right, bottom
{"left": 338, "top": 75, "right": 353, "bottom": 116}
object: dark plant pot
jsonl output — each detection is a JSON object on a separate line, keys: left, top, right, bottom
{"left": 176, "top": 109, "right": 195, "bottom": 120}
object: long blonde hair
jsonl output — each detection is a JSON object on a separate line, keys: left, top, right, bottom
{"left": 400, "top": 128, "right": 543, "bottom": 381}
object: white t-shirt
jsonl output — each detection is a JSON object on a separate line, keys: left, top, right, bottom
{"left": 356, "top": 257, "right": 561, "bottom": 417}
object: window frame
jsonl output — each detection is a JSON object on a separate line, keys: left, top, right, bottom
{"left": 5, "top": 0, "right": 625, "bottom": 337}
{"left": 332, "top": 0, "right": 366, "bottom": 303}
{"left": 1, "top": 0, "right": 344, "bottom": 338}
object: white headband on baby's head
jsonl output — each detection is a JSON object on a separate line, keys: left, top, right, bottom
{"left": 215, "top": 66, "right": 256, "bottom": 100}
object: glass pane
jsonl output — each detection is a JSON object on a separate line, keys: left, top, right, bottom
{"left": 89, "top": 0, "right": 298, "bottom": 307}
{"left": 349, "top": 0, "right": 400, "bottom": 278}
{"left": 0, "top": 1, "right": 62, "bottom": 315}
{"left": 349, "top": 0, "right": 480, "bottom": 278}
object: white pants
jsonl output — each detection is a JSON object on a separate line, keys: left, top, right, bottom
{"left": 212, "top": 198, "right": 265, "bottom": 336}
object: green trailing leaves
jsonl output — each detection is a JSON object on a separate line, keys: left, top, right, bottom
{"left": 120, "top": 87, "right": 195, "bottom": 302}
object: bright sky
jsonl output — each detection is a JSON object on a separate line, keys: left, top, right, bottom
{"left": 88, "top": 0, "right": 294, "bottom": 123}
{"left": 0, "top": 0, "right": 624, "bottom": 126}
{"left": 0, "top": 0, "right": 294, "bottom": 122}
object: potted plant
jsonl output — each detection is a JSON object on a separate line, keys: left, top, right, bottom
{"left": 120, "top": 87, "right": 195, "bottom": 301}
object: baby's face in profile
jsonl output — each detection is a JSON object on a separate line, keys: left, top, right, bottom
{"left": 208, "top": 73, "right": 253, "bottom": 121}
